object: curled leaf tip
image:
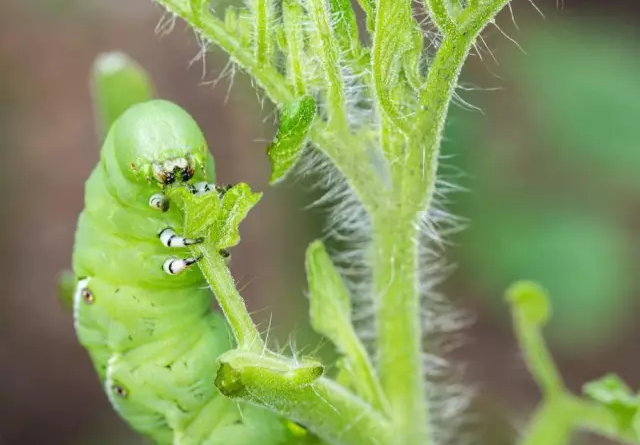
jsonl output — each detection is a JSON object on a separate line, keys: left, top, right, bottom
{"left": 505, "top": 280, "right": 551, "bottom": 326}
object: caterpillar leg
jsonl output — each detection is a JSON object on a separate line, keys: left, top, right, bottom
{"left": 148, "top": 193, "right": 169, "bottom": 212}
{"left": 158, "top": 228, "right": 203, "bottom": 248}
{"left": 149, "top": 181, "right": 230, "bottom": 211}
{"left": 188, "top": 182, "right": 233, "bottom": 197}
{"left": 162, "top": 256, "right": 203, "bottom": 275}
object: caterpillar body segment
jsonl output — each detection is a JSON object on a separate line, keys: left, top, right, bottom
{"left": 71, "top": 100, "right": 304, "bottom": 445}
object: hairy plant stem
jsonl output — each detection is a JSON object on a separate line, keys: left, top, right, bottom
{"left": 192, "top": 244, "right": 264, "bottom": 351}
{"left": 154, "top": 2, "right": 517, "bottom": 445}
{"left": 217, "top": 351, "right": 393, "bottom": 445}
{"left": 190, "top": 242, "right": 388, "bottom": 445}
{"left": 373, "top": 4, "right": 516, "bottom": 445}
{"left": 252, "top": 0, "right": 272, "bottom": 66}
{"left": 414, "top": 0, "right": 514, "bottom": 207}
{"left": 423, "top": 0, "right": 457, "bottom": 35}
{"left": 157, "top": 0, "right": 293, "bottom": 103}
{"left": 373, "top": 213, "right": 426, "bottom": 444}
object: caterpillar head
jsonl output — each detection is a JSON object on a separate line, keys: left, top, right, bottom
{"left": 111, "top": 100, "right": 211, "bottom": 187}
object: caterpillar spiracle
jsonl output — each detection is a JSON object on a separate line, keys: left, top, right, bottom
{"left": 71, "top": 100, "right": 309, "bottom": 445}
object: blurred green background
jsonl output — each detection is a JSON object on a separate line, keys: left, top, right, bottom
{"left": 1, "top": 0, "right": 639, "bottom": 444}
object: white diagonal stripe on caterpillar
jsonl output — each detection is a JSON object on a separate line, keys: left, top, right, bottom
{"left": 72, "top": 278, "right": 91, "bottom": 334}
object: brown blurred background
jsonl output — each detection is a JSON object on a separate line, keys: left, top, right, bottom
{"left": 1, "top": 0, "right": 639, "bottom": 444}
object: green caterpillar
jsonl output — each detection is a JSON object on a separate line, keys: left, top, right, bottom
{"left": 71, "top": 99, "right": 308, "bottom": 445}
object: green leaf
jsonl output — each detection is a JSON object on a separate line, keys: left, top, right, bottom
{"left": 167, "top": 183, "right": 262, "bottom": 250}
{"left": 91, "top": 52, "right": 155, "bottom": 140}
{"left": 306, "top": 240, "right": 352, "bottom": 342}
{"left": 305, "top": 240, "right": 388, "bottom": 412}
{"left": 170, "top": 187, "right": 221, "bottom": 237}
{"left": 168, "top": 184, "right": 264, "bottom": 349}
{"left": 583, "top": 374, "right": 639, "bottom": 434}
{"left": 267, "top": 96, "right": 316, "bottom": 184}
{"left": 214, "top": 184, "right": 263, "bottom": 249}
